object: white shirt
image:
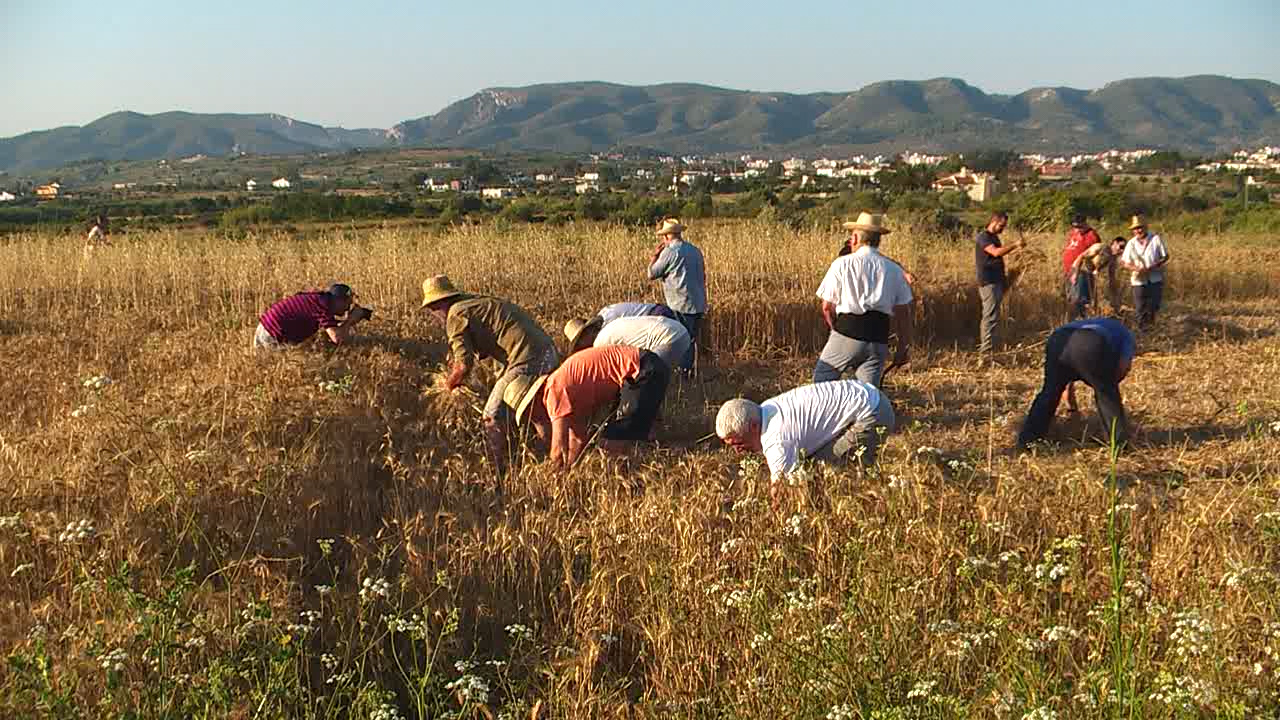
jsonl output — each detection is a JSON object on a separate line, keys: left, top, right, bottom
{"left": 1121, "top": 233, "right": 1169, "bottom": 286}
{"left": 816, "top": 246, "right": 912, "bottom": 315}
{"left": 593, "top": 316, "right": 690, "bottom": 368}
{"left": 760, "top": 380, "right": 882, "bottom": 479}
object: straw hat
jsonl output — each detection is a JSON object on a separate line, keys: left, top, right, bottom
{"left": 841, "top": 212, "right": 892, "bottom": 234}
{"left": 563, "top": 316, "right": 604, "bottom": 351}
{"left": 1128, "top": 215, "right": 1148, "bottom": 230}
{"left": 503, "top": 374, "right": 548, "bottom": 426}
{"left": 655, "top": 218, "right": 686, "bottom": 236}
{"left": 420, "top": 274, "right": 463, "bottom": 308}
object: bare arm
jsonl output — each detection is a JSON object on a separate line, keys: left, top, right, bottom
{"left": 444, "top": 359, "right": 471, "bottom": 390}
{"left": 550, "top": 417, "right": 570, "bottom": 469}
{"left": 821, "top": 300, "right": 836, "bottom": 330}
{"left": 982, "top": 243, "right": 1020, "bottom": 258}
{"left": 323, "top": 313, "right": 364, "bottom": 345}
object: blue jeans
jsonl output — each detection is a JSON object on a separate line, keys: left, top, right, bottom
{"left": 672, "top": 312, "right": 703, "bottom": 371}
{"left": 1066, "top": 272, "right": 1092, "bottom": 320}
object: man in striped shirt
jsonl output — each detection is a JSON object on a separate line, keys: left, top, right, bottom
{"left": 253, "top": 283, "right": 370, "bottom": 351}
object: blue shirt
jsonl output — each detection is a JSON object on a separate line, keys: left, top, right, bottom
{"left": 975, "top": 229, "right": 1006, "bottom": 286}
{"left": 648, "top": 239, "right": 707, "bottom": 315}
{"left": 597, "top": 302, "right": 674, "bottom": 325}
{"left": 1063, "top": 318, "right": 1136, "bottom": 362}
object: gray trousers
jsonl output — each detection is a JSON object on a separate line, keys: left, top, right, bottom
{"left": 813, "top": 331, "right": 888, "bottom": 387}
{"left": 813, "top": 392, "right": 896, "bottom": 469}
{"left": 978, "top": 282, "right": 1004, "bottom": 353}
{"left": 485, "top": 344, "right": 562, "bottom": 421}
{"left": 251, "top": 323, "right": 284, "bottom": 352}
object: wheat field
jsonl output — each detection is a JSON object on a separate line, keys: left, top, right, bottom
{"left": 0, "top": 220, "right": 1278, "bottom": 719}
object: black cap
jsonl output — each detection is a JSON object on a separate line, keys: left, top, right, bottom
{"left": 327, "top": 283, "right": 353, "bottom": 298}
{"left": 1070, "top": 214, "right": 1086, "bottom": 228}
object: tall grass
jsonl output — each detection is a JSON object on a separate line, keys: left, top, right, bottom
{"left": 0, "top": 221, "right": 1277, "bottom": 718}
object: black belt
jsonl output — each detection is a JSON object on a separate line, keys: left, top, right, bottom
{"left": 833, "top": 311, "right": 891, "bottom": 344}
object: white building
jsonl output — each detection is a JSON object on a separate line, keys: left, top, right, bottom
{"left": 245, "top": 179, "right": 258, "bottom": 191}
{"left": 575, "top": 181, "right": 599, "bottom": 195}
{"left": 271, "top": 178, "right": 292, "bottom": 189}
{"left": 481, "top": 187, "right": 514, "bottom": 199}
{"left": 581, "top": 171, "right": 601, "bottom": 182}
{"left": 535, "top": 173, "right": 557, "bottom": 183}
{"left": 0, "top": 191, "right": 15, "bottom": 202}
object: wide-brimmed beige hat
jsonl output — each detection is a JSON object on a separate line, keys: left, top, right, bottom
{"left": 842, "top": 212, "right": 892, "bottom": 234}
{"left": 503, "top": 374, "right": 548, "bottom": 426}
{"left": 421, "top": 274, "right": 463, "bottom": 308}
{"left": 1129, "top": 215, "right": 1148, "bottom": 230}
{"left": 655, "top": 218, "right": 686, "bottom": 236}
{"left": 563, "top": 316, "right": 604, "bottom": 351}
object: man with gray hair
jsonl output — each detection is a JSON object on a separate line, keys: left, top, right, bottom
{"left": 715, "top": 379, "right": 895, "bottom": 481}
{"left": 814, "top": 212, "right": 913, "bottom": 387}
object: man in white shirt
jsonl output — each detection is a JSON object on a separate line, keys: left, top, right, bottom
{"left": 813, "top": 212, "right": 914, "bottom": 387}
{"left": 563, "top": 314, "right": 691, "bottom": 370}
{"left": 715, "top": 379, "right": 895, "bottom": 480}
{"left": 1119, "top": 214, "right": 1170, "bottom": 329}
{"left": 596, "top": 302, "right": 677, "bottom": 326}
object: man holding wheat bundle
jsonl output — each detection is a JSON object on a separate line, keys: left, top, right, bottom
{"left": 974, "top": 211, "right": 1025, "bottom": 356}
{"left": 420, "top": 274, "right": 560, "bottom": 474}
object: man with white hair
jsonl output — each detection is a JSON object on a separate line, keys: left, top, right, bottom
{"left": 715, "top": 379, "right": 895, "bottom": 480}
{"left": 814, "top": 212, "right": 914, "bottom": 387}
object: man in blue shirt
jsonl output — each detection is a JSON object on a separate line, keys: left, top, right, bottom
{"left": 648, "top": 218, "right": 707, "bottom": 371}
{"left": 1017, "top": 317, "right": 1136, "bottom": 451}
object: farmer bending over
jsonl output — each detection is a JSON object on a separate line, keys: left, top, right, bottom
{"left": 563, "top": 314, "right": 691, "bottom": 371}
{"left": 254, "top": 283, "right": 370, "bottom": 351}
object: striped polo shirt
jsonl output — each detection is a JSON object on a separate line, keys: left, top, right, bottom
{"left": 260, "top": 291, "right": 337, "bottom": 344}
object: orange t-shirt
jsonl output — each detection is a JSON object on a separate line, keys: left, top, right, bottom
{"left": 543, "top": 346, "right": 642, "bottom": 421}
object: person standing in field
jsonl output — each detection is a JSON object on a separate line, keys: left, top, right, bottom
{"left": 1062, "top": 214, "right": 1103, "bottom": 320}
{"left": 974, "top": 211, "right": 1025, "bottom": 355}
{"left": 813, "top": 212, "right": 914, "bottom": 387}
{"left": 715, "top": 379, "right": 896, "bottom": 485}
{"left": 648, "top": 218, "right": 707, "bottom": 372}
{"left": 253, "top": 283, "right": 371, "bottom": 351}
{"left": 420, "top": 275, "right": 560, "bottom": 474}
{"left": 84, "top": 214, "right": 111, "bottom": 253}
{"left": 502, "top": 345, "right": 671, "bottom": 470}
{"left": 563, "top": 314, "right": 691, "bottom": 370}
{"left": 596, "top": 301, "right": 678, "bottom": 325}
{"left": 1120, "top": 215, "right": 1170, "bottom": 330}
{"left": 1016, "top": 317, "right": 1135, "bottom": 451}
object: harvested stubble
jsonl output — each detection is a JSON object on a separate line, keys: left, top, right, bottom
{"left": 0, "top": 221, "right": 1277, "bottom": 718}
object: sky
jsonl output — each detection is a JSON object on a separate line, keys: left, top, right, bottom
{"left": 1, "top": 0, "right": 1277, "bottom": 138}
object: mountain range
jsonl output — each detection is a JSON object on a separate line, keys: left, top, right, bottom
{"left": 2, "top": 75, "right": 1277, "bottom": 173}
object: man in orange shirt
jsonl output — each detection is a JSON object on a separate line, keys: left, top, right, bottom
{"left": 503, "top": 346, "right": 671, "bottom": 469}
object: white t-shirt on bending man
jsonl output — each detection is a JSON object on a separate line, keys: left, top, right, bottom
{"left": 593, "top": 316, "right": 690, "bottom": 369}
{"left": 759, "top": 380, "right": 882, "bottom": 479}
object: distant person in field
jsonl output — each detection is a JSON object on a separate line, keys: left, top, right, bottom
{"left": 596, "top": 301, "right": 678, "bottom": 325}
{"left": 563, "top": 314, "right": 691, "bottom": 370}
{"left": 974, "top": 210, "right": 1025, "bottom": 355}
{"left": 1016, "top": 317, "right": 1134, "bottom": 452}
{"left": 813, "top": 212, "right": 914, "bottom": 387}
{"left": 502, "top": 345, "right": 671, "bottom": 469}
{"left": 648, "top": 218, "right": 707, "bottom": 372}
{"left": 254, "top": 283, "right": 371, "bottom": 351}
{"left": 715, "top": 379, "right": 896, "bottom": 484}
{"left": 420, "top": 274, "right": 560, "bottom": 473}
{"left": 84, "top": 214, "right": 111, "bottom": 253}
{"left": 1120, "top": 215, "right": 1170, "bottom": 330}
{"left": 1062, "top": 214, "right": 1103, "bottom": 320}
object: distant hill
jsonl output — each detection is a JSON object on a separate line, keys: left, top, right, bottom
{"left": 0, "top": 112, "right": 393, "bottom": 172}
{"left": 393, "top": 76, "right": 1280, "bottom": 156}
{"left": 3, "top": 75, "right": 1277, "bottom": 173}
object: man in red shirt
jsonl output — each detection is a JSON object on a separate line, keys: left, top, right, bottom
{"left": 1062, "top": 215, "right": 1103, "bottom": 319}
{"left": 502, "top": 346, "right": 670, "bottom": 469}
{"left": 253, "top": 283, "right": 370, "bottom": 351}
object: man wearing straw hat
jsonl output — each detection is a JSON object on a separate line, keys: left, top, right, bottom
{"left": 974, "top": 211, "right": 1025, "bottom": 356}
{"left": 648, "top": 218, "right": 707, "bottom": 372}
{"left": 1119, "top": 215, "right": 1170, "bottom": 330}
{"left": 253, "top": 283, "right": 371, "bottom": 351}
{"left": 420, "top": 274, "right": 560, "bottom": 472}
{"left": 563, "top": 314, "right": 691, "bottom": 370}
{"left": 502, "top": 345, "right": 671, "bottom": 470}
{"left": 813, "top": 212, "right": 914, "bottom": 388}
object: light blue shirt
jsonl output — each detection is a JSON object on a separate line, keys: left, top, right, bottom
{"left": 647, "top": 239, "right": 707, "bottom": 315}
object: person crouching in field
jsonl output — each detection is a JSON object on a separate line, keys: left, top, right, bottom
{"left": 420, "top": 275, "right": 561, "bottom": 475}
{"left": 1120, "top": 215, "right": 1170, "bottom": 330}
{"left": 1016, "top": 317, "right": 1135, "bottom": 452}
{"left": 503, "top": 346, "right": 671, "bottom": 470}
{"left": 1062, "top": 214, "right": 1103, "bottom": 320}
{"left": 562, "top": 314, "right": 691, "bottom": 371}
{"left": 596, "top": 301, "right": 678, "bottom": 325}
{"left": 716, "top": 379, "right": 895, "bottom": 490}
{"left": 648, "top": 218, "right": 707, "bottom": 372}
{"left": 814, "top": 212, "right": 914, "bottom": 388}
{"left": 253, "top": 283, "right": 370, "bottom": 351}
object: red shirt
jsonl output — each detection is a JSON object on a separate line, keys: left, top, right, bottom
{"left": 1062, "top": 227, "right": 1101, "bottom": 274}
{"left": 259, "top": 291, "right": 337, "bottom": 343}
{"left": 543, "top": 346, "right": 642, "bottom": 421}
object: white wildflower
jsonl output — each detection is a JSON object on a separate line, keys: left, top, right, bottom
{"left": 887, "top": 474, "right": 910, "bottom": 491}
{"left": 370, "top": 702, "right": 404, "bottom": 720}
{"left": 1022, "top": 707, "right": 1058, "bottom": 720}
{"left": 1170, "top": 609, "right": 1214, "bottom": 659}
{"left": 1041, "top": 625, "right": 1081, "bottom": 642}
{"left": 719, "top": 537, "right": 743, "bottom": 554}
{"left": 358, "top": 576, "right": 391, "bottom": 602}
{"left": 783, "top": 512, "right": 806, "bottom": 537}
{"left": 505, "top": 623, "right": 533, "bottom": 641}
{"left": 58, "top": 519, "right": 96, "bottom": 544}
{"left": 445, "top": 663, "right": 491, "bottom": 704}
{"left": 826, "top": 704, "right": 856, "bottom": 720}
{"left": 907, "top": 679, "right": 939, "bottom": 701}
{"left": 99, "top": 647, "right": 128, "bottom": 673}
{"left": 82, "top": 375, "right": 112, "bottom": 391}
{"left": 314, "top": 584, "right": 333, "bottom": 596}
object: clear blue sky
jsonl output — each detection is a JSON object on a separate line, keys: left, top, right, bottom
{"left": 1, "top": 0, "right": 1277, "bottom": 138}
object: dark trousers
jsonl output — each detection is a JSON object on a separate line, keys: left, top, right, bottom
{"left": 602, "top": 351, "right": 671, "bottom": 442}
{"left": 672, "top": 311, "right": 703, "bottom": 371}
{"left": 1133, "top": 282, "right": 1163, "bottom": 329}
{"left": 1017, "top": 327, "right": 1128, "bottom": 449}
